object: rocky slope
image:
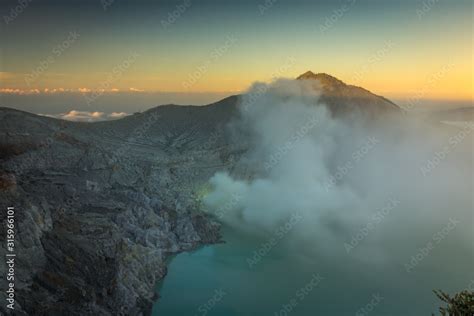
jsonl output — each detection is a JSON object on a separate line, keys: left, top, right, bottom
{"left": 0, "top": 73, "right": 400, "bottom": 315}
{"left": 0, "top": 97, "right": 241, "bottom": 315}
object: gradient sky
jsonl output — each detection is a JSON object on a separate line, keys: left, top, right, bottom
{"left": 0, "top": 0, "right": 472, "bottom": 107}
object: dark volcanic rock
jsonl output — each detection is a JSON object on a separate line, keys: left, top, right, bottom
{"left": 0, "top": 99, "right": 237, "bottom": 315}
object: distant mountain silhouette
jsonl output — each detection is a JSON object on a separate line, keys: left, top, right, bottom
{"left": 428, "top": 107, "right": 474, "bottom": 122}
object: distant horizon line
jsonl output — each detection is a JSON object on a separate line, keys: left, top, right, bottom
{"left": 0, "top": 87, "right": 472, "bottom": 103}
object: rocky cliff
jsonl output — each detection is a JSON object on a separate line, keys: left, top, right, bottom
{"left": 0, "top": 95, "right": 241, "bottom": 315}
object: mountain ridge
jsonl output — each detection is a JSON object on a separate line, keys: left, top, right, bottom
{"left": 1, "top": 72, "right": 400, "bottom": 124}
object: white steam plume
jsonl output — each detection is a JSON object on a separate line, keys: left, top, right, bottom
{"left": 203, "top": 78, "right": 473, "bottom": 270}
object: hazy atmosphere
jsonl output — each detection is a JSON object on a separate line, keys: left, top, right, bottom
{"left": 0, "top": 1, "right": 472, "bottom": 316}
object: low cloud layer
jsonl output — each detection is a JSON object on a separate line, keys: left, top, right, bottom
{"left": 204, "top": 78, "right": 473, "bottom": 281}
{"left": 41, "top": 110, "right": 128, "bottom": 122}
{"left": 0, "top": 91, "right": 234, "bottom": 115}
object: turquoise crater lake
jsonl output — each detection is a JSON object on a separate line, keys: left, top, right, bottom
{"left": 152, "top": 225, "right": 471, "bottom": 316}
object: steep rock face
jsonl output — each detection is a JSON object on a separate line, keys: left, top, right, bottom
{"left": 0, "top": 100, "right": 237, "bottom": 315}
{"left": 0, "top": 74, "right": 400, "bottom": 315}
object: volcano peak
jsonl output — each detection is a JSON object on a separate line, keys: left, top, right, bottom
{"left": 297, "top": 71, "right": 345, "bottom": 87}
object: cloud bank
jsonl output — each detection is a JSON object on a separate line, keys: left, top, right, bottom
{"left": 41, "top": 110, "right": 129, "bottom": 122}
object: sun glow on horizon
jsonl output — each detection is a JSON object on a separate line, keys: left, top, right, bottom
{"left": 0, "top": 0, "right": 472, "bottom": 103}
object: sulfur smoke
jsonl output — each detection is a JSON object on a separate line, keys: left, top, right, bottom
{"left": 203, "top": 78, "right": 473, "bottom": 274}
